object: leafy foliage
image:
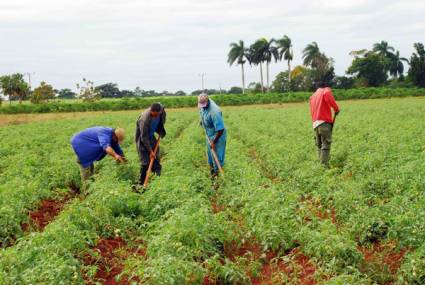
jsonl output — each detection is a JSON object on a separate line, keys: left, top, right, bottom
{"left": 0, "top": 73, "right": 30, "bottom": 103}
{"left": 0, "top": 98, "right": 424, "bottom": 284}
{"left": 57, "top": 88, "right": 76, "bottom": 99}
{"left": 31, "top": 81, "right": 55, "bottom": 104}
{"left": 76, "top": 78, "right": 101, "bottom": 102}
{"left": 408, "top": 43, "right": 425, "bottom": 87}
{"left": 347, "top": 53, "right": 389, "bottom": 87}
{"left": 1, "top": 87, "right": 424, "bottom": 114}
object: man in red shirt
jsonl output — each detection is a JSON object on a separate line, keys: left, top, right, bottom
{"left": 309, "top": 83, "right": 340, "bottom": 167}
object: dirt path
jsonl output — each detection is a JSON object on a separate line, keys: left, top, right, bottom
{"left": 81, "top": 236, "right": 146, "bottom": 285}
{"left": 21, "top": 185, "right": 80, "bottom": 232}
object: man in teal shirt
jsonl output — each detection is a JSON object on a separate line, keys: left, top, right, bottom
{"left": 198, "top": 93, "right": 227, "bottom": 177}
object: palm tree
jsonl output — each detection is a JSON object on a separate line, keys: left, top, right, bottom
{"left": 303, "top": 42, "right": 333, "bottom": 85}
{"left": 262, "top": 39, "right": 279, "bottom": 92}
{"left": 373, "top": 41, "right": 395, "bottom": 58}
{"left": 249, "top": 39, "right": 266, "bottom": 93}
{"left": 389, "top": 51, "right": 409, "bottom": 79}
{"left": 302, "top": 42, "right": 322, "bottom": 68}
{"left": 250, "top": 38, "right": 278, "bottom": 92}
{"left": 228, "top": 40, "right": 249, "bottom": 94}
{"left": 276, "top": 35, "right": 294, "bottom": 82}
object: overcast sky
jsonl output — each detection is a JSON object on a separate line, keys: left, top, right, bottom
{"left": 0, "top": 0, "right": 424, "bottom": 92}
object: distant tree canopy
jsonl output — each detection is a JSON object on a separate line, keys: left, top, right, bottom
{"left": 191, "top": 89, "right": 222, "bottom": 95}
{"left": 120, "top": 90, "right": 135, "bottom": 97}
{"left": 31, "top": 81, "right": 55, "bottom": 103}
{"left": 76, "top": 78, "right": 101, "bottom": 102}
{"left": 247, "top": 82, "right": 263, "bottom": 93}
{"left": 347, "top": 52, "right": 388, "bottom": 87}
{"left": 95, "top": 83, "right": 121, "bottom": 98}
{"left": 332, "top": 76, "right": 355, "bottom": 89}
{"left": 57, "top": 88, "right": 76, "bottom": 99}
{"left": 0, "top": 73, "right": 30, "bottom": 103}
{"left": 271, "top": 71, "right": 291, "bottom": 93}
{"left": 174, "top": 90, "right": 187, "bottom": 96}
{"left": 228, "top": 86, "right": 243, "bottom": 94}
{"left": 132, "top": 87, "right": 184, "bottom": 97}
{"left": 408, "top": 43, "right": 425, "bottom": 88}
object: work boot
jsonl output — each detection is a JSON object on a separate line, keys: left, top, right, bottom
{"left": 210, "top": 168, "right": 218, "bottom": 179}
{"left": 131, "top": 184, "right": 146, "bottom": 194}
{"left": 152, "top": 162, "right": 162, "bottom": 177}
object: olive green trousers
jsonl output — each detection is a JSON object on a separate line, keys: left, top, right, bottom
{"left": 314, "top": 123, "right": 333, "bottom": 167}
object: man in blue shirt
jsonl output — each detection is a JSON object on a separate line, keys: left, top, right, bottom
{"left": 135, "top": 103, "right": 167, "bottom": 186}
{"left": 198, "top": 93, "right": 226, "bottom": 177}
{"left": 71, "top": 127, "right": 126, "bottom": 187}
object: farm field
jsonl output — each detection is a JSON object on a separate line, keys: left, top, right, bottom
{"left": 0, "top": 97, "right": 424, "bottom": 284}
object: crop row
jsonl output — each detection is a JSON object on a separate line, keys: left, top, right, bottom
{"left": 225, "top": 97, "right": 425, "bottom": 284}
{"left": 1, "top": 98, "right": 424, "bottom": 284}
{"left": 0, "top": 111, "right": 194, "bottom": 246}
{"left": 0, "top": 111, "right": 199, "bottom": 284}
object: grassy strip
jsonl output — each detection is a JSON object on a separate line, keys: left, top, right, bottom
{"left": 0, "top": 87, "right": 424, "bottom": 114}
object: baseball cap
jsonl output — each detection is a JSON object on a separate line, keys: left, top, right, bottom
{"left": 198, "top": 93, "right": 209, "bottom": 108}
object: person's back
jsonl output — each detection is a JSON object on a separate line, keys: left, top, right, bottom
{"left": 70, "top": 126, "right": 125, "bottom": 188}
{"left": 71, "top": 126, "right": 116, "bottom": 166}
{"left": 310, "top": 87, "right": 338, "bottom": 128}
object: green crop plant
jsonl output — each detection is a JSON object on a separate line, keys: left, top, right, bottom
{"left": 0, "top": 97, "right": 424, "bottom": 284}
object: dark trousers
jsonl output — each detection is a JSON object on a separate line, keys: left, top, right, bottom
{"left": 138, "top": 158, "right": 162, "bottom": 185}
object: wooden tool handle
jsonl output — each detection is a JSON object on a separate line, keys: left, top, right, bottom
{"left": 143, "top": 137, "right": 161, "bottom": 187}
{"left": 208, "top": 138, "right": 224, "bottom": 174}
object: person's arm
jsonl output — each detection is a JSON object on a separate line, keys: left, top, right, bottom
{"left": 139, "top": 118, "right": 158, "bottom": 160}
{"left": 98, "top": 129, "right": 125, "bottom": 163}
{"left": 139, "top": 118, "right": 153, "bottom": 153}
{"left": 105, "top": 146, "right": 125, "bottom": 162}
{"left": 210, "top": 112, "right": 225, "bottom": 150}
{"left": 157, "top": 110, "right": 167, "bottom": 138}
{"left": 210, "top": 130, "right": 224, "bottom": 150}
{"left": 113, "top": 144, "right": 127, "bottom": 162}
{"left": 325, "top": 89, "right": 340, "bottom": 115}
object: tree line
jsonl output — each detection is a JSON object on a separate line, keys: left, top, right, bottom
{"left": 0, "top": 76, "right": 250, "bottom": 105}
{"left": 228, "top": 37, "right": 425, "bottom": 93}
{"left": 1, "top": 39, "right": 424, "bottom": 105}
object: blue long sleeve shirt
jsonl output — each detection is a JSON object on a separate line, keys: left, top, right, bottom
{"left": 71, "top": 127, "right": 123, "bottom": 168}
{"left": 199, "top": 99, "right": 226, "bottom": 139}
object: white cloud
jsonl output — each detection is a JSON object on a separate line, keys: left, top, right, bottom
{"left": 0, "top": 0, "right": 423, "bottom": 92}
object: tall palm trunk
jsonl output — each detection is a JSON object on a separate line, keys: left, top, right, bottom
{"left": 241, "top": 63, "right": 245, "bottom": 94}
{"left": 259, "top": 62, "right": 264, "bottom": 93}
{"left": 287, "top": 60, "right": 292, "bottom": 83}
{"left": 266, "top": 61, "right": 270, "bottom": 92}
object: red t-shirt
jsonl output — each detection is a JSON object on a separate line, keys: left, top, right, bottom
{"left": 309, "top": 87, "right": 339, "bottom": 125}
